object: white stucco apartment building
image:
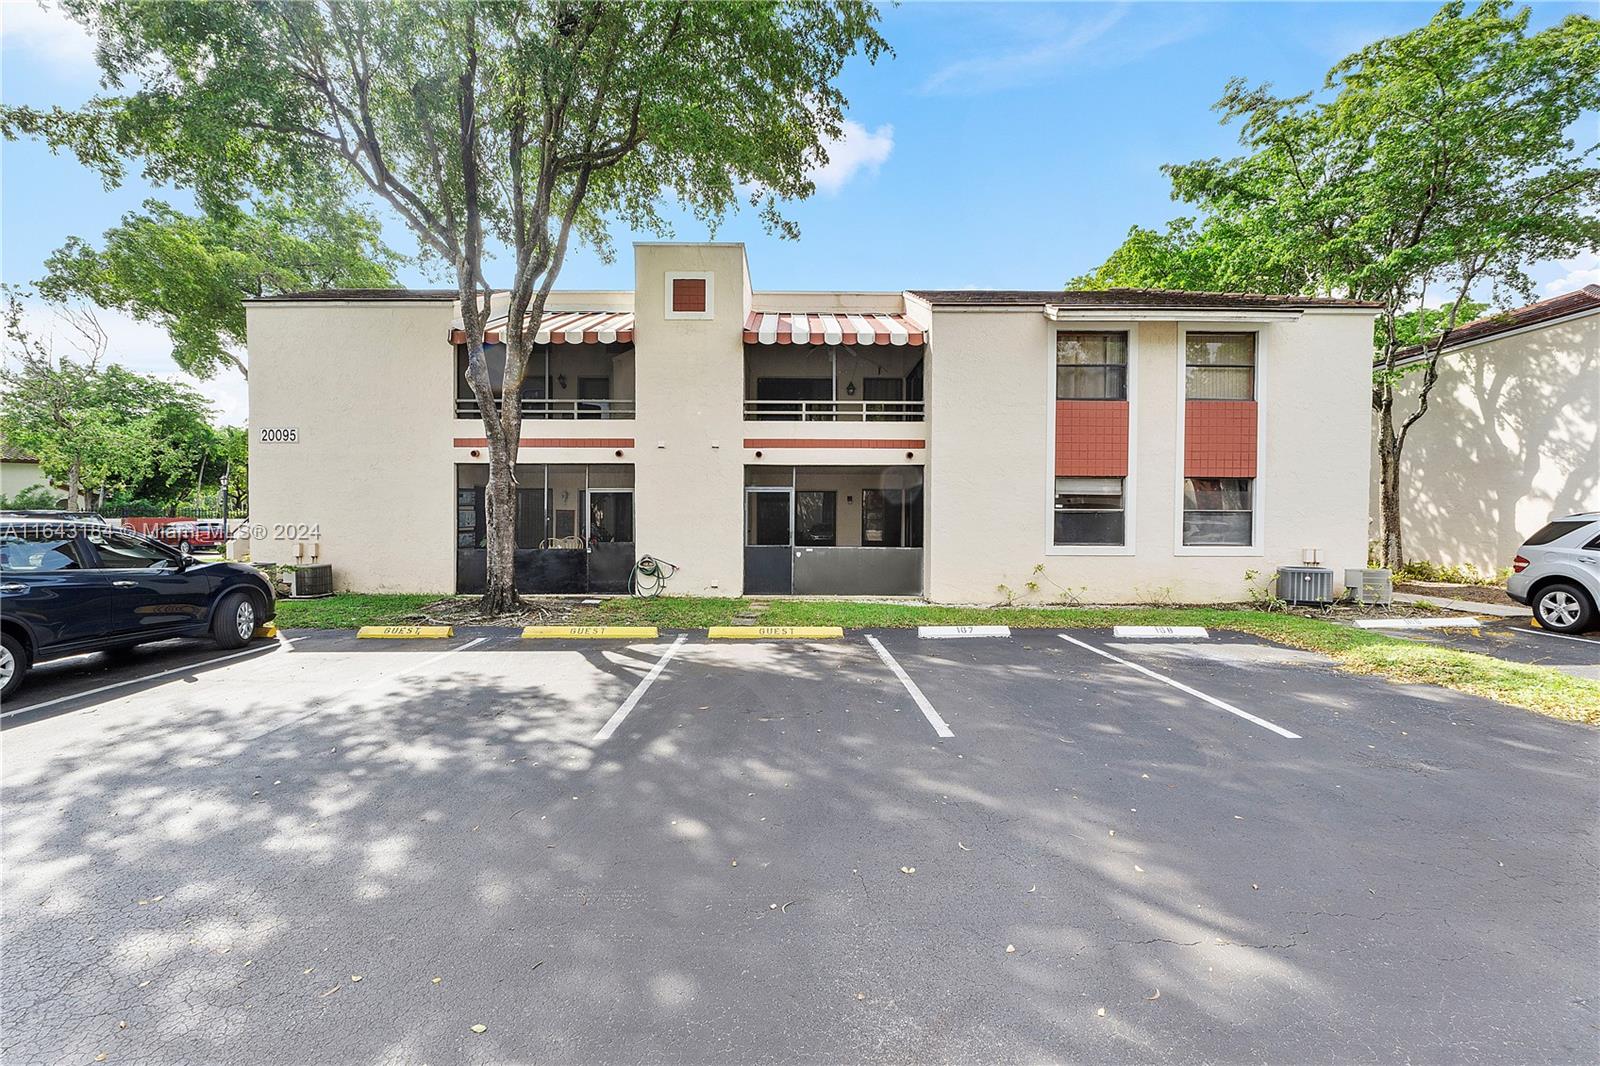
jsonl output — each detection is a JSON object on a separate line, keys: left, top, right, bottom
{"left": 1370, "top": 285, "right": 1600, "bottom": 574}
{"left": 245, "top": 242, "right": 1379, "bottom": 603}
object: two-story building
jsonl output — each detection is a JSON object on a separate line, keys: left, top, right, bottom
{"left": 245, "top": 242, "right": 1379, "bottom": 603}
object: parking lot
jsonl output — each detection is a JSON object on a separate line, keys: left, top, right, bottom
{"left": 1367, "top": 616, "right": 1600, "bottom": 679}
{"left": 3, "top": 627, "right": 1596, "bottom": 1064}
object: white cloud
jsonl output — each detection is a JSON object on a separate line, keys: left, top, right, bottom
{"left": 1541, "top": 251, "right": 1600, "bottom": 296}
{"left": 810, "top": 118, "right": 894, "bottom": 195}
{"left": 0, "top": 0, "right": 96, "bottom": 66}
{"left": 14, "top": 300, "right": 249, "bottom": 426}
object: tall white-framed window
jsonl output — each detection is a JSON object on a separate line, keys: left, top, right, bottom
{"left": 1045, "top": 324, "right": 1137, "bottom": 556}
{"left": 1173, "top": 326, "right": 1265, "bottom": 556}
{"left": 665, "top": 271, "right": 714, "bottom": 320}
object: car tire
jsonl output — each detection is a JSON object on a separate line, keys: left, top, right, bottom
{"left": 1534, "top": 582, "right": 1596, "bottom": 634}
{"left": 211, "top": 591, "right": 258, "bottom": 649}
{"left": 1, "top": 632, "right": 29, "bottom": 701}
{"left": 178, "top": 539, "right": 193, "bottom": 555}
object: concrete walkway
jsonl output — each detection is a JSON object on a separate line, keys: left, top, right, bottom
{"left": 1392, "top": 591, "right": 1530, "bottom": 618}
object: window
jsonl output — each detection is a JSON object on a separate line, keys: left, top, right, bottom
{"left": 862, "top": 487, "right": 923, "bottom": 547}
{"left": 1183, "top": 477, "right": 1254, "bottom": 546}
{"left": 0, "top": 527, "right": 82, "bottom": 572}
{"left": 665, "top": 272, "right": 713, "bottom": 319}
{"left": 1056, "top": 332, "right": 1128, "bottom": 400}
{"left": 1524, "top": 520, "right": 1588, "bottom": 546}
{"left": 86, "top": 529, "right": 174, "bottom": 569}
{"left": 588, "top": 492, "right": 634, "bottom": 544}
{"left": 755, "top": 377, "right": 831, "bottom": 421}
{"left": 796, "top": 491, "right": 837, "bottom": 546}
{"left": 1053, "top": 477, "right": 1125, "bottom": 546}
{"left": 1185, "top": 332, "right": 1255, "bottom": 400}
{"left": 862, "top": 377, "right": 904, "bottom": 422}
{"left": 515, "top": 488, "right": 545, "bottom": 549}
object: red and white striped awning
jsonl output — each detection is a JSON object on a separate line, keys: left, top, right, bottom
{"left": 449, "top": 310, "right": 635, "bottom": 346}
{"left": 743, "top": 311, "right": 925, "bottom": 347}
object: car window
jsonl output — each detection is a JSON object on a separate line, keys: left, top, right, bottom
{"left": 85, "top": 528, "right": 173, "bottom": 569}
{"left": 1524, "top": 520, "right": 1589, "bottom": 546}
{"left": 0, "top": 528, "right": 83, "bottom": 573}
{"left": 1585, "top": 534, "right": 1600, "bottom": 552}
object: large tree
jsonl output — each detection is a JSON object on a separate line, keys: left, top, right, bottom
{"left": 38, "top": 196, "right": 401, "bottom": 379}
{"left": 1, "top": 289, "right": 216, "bottom": 509}
{"left": 1071, "top": 1, "right": 1600, "bottom": 567}
{"left": 5, "top": 0, "right": 888, "bottom": 612}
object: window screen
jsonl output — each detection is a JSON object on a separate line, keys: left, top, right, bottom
{"left": 1186, "top": 333, "right": 1255, "bottom": 400}
{"left": 1056, "top": 332, "right": 1128, "bottom": 400}
{"left": 1053, "top": 477, "right": 1125, "bottom": 546}
{"left": 796, "top": 491, "right": 837, "bottom": 546}
{"left": 1183, "top": 477, "right": 1254, "bottom": 545}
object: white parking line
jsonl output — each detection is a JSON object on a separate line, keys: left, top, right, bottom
{"left": 593, "top": 635, "right": 688, "bottom": 742}
{"left": 1509, "top": 625, "right": 1600, "bottom": 647}
{"left": 1057, "top": 633, "right": 1301, "bottom": 740}
{"left": 1354, "top": 617, "right": 1484, "bottom": 630}
{"left": 865, "top": 634, "right": 955, "bottom": 738}
{"left": 1, "top": 640, "right": 294, "bottom": 720}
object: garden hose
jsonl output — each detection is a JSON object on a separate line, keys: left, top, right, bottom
{"left": 630, "top": 555, "right": 679, "bottom": 598}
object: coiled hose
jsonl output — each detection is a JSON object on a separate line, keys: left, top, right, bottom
{"left": 630, "top": 555, "right": 679, "bottom": 598}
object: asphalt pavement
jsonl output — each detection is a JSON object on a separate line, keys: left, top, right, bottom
{"left": 2, "top": 628, "right": 1595, "bottom": 1064}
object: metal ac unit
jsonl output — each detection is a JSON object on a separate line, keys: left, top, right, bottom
{"left": 1344, "top": 568, "right": 1392, "bottom": 606}
{"left": 1277, "top": 566, "right": 1335, "bottom": 605}
{"left": 287, "top": 564, "right": 334, "bottom": 598}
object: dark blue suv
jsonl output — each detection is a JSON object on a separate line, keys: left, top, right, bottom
{"left": 0, "top": 519, "right": 276, "bottom": 700}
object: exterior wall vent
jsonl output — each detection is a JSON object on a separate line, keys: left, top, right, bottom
{"left": 1277, "top": 566, "right": 1335, "bottom": 605}
{"left": 1344, "top": 568, "right": 1393, "bottom": 606}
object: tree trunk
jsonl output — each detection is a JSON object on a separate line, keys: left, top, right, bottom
{"left": 1376, "top": 407, "right": 1404, "bottom": 569}
{"left": 479, "top": 422, "right": 521, "bottom": 615}
{"left": 67, "top": 458, "right": 82, "bottom": 511}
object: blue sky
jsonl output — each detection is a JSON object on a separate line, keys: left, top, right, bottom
{"left": 2, "top": 1, "right": 1596, "bottom": 421}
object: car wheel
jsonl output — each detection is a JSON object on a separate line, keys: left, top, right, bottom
{"left": 212, "top": 591, "right": 257, "bottom": 649}
{"left": 1, "top": 632, "right": 29, "bottom": 701}
{"left": 178, "top": 539, "right": 193, "bottom": 555}
{"left": 1534, "top": 582, "right": 1595, "bottom": 634}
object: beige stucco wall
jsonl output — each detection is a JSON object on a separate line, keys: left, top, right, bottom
{"left": 924, "top": 308, "right": 1376, "bottom": 603}
{"left": 0, "top": 460, "right": 50, "bottom": 500}
{"left": 247, "top": 299, "right": 460, "bottom": 593}
{"left": 1368, "top": 311, "right": 1600, "bottom": 572}
{"left": 247, "top": 244, "right": 1375, "bottom": 602}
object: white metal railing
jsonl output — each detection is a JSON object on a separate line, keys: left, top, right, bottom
{"left": 456, "top": 397, "right": 636, "bottom": 420}
{"left": 743, "top": 399, "right": 925, "bottom": 422}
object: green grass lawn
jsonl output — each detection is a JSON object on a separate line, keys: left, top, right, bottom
{"left": 273, "top": 593, "right": 440, "bottom": 630}
{"left": 272, "top": 593, "right": 1600, "bottom": 724}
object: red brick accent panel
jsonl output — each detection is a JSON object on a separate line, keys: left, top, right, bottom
{"left": 453, "top": 437, "right": 634, "bottom": 449}
{"left": 1184, "top": 401, "right": 1257, "bottom": 477}
{"left": 742, "top": 438, "right": 924, "bottom": 449}
{"left": 671, "top": 277, "right": 707, "bottom": 313}
{"left": 1054, "top": 400, "right": 1129, "bottom": 476}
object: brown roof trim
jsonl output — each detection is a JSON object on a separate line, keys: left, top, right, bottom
{"left": 246, "top": 288, "right": 458, "bottom": 303}
{"left": 907, "top": 287, "right": 1383, "bottom": 310}
{"left": 1, "top": 445, "right": 40, "bottom": 463}
{"left": 1389, "top": 285, "right": 1600, "bottom": 362}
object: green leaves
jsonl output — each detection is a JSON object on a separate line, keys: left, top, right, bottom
{"left": 38, "top": 196, "right": 401, "bottom": 379}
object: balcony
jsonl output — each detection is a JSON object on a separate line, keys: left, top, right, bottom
{"left": 456, "top": 397, "right": 636, "bottom": 420}
{"left": 742, "top": 398, "right": 924, "bottom": 422}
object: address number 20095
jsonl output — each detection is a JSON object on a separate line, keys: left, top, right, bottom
{"left": 259, "top": 427, "right": 299, "bottom": 443}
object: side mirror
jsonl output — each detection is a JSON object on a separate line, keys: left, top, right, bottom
{"left": 173, "top": 553, "right": 197, "bottom": 571}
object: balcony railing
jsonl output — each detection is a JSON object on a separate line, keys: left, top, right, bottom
{"left": 743, "top": 399, "right": 925, "bottom": 423}
{"left": 456, "top": 398, "right": 636, "bottom": 420}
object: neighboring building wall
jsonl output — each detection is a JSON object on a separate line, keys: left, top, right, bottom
{"left": 247, "top": 299, "right": 460, "bottom": 593}
{"left": 1369, "top": 312, "right": 1600, "bottom": 572}
{"left": 0, "top": 460, "right": 50, "bottom": 500}
{"left": 926, "top": 311, "right": 1373, "bottom": 603}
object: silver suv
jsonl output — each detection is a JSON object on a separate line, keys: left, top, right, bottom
{"left": 1507, "top": 513, "right": 1600, "bottom": 633}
